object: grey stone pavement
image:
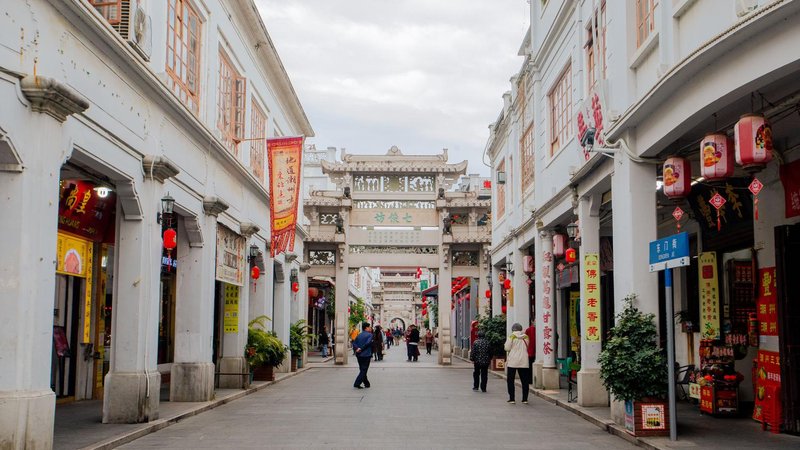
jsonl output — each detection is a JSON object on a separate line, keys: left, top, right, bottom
{"left": 117, "top": 346, "right": 634, "bottom": 449}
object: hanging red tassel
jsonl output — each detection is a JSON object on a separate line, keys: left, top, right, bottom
{"left": 717, "top": 210, "right": 721, "bottom": 232}
{"left": 754, "top": 196, "right": 759, "bottom": 221}
{"left": 749, "top": 178, "right": 763, "bottom": 222}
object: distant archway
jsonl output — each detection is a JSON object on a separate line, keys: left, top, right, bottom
{"left": 390, "top": 317, "right": 406, "bottom": 331}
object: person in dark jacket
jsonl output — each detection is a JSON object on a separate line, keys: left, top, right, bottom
{"left": 470, "top": 330, "right": 492, "bottom": 392}
{"left": 372, "top": 325, "right": 384, "bottom": 361}
{"left": 319, "top": 325, "right": 330, "bottom": 358}
{"left": 406, "top": 325, "right": 420, "bottom": 362}
{"left": 352, "top": 322, "right": 374, "bottom": 389}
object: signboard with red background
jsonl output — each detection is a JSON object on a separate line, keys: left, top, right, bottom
{"left": 267, "top": 137, "right": 303, "bottom": 256}
{"left": 753, "top": 267, "right": 780, "bottom": 423}
{"left": 58, "top": 180, "right": 116, "bottom": 243}
{"left": 779, "top": 158, "right": 800, "bottom": 218}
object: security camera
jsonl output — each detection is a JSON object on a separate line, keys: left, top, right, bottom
{"left": 581, "top": 127, "right": 596, "bottom": 150}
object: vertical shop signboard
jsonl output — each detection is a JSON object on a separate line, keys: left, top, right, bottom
{"left": 56, "top": 232, "right": 94, "bottom": 343}
{"left": 757, "top": 267, "right": 778, "bottom": 337}
{"left": 267, "top": 136, "right": 304, "bottom": 257}
{"left": 698, "top": 252, "right": 720, "bottom": 339}
{"left": 753, "top": 350, "right": 781, "bottom": 422}
{"left": 582, "top": 253, "right": 601, "bottom": 342}
{"left": 540, "top": 250, "right": 554, "bottom": 357}
{"left": 216, "top": 226, "right": 245, "bottom": 286}
{"left": 569, "top": 291, "right": 580, "bottom": 351}
{"left": 83, "top": 244, "right": 94, "bottom": 343}
{"left": 223, "top": 284, "right": 240, "bottom": 333}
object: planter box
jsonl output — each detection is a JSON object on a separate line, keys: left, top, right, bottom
{"left": 291, "top": 355, "right": 298, "bottom": 372}
{"left": 624, "top": 399, "right": 670, "bottom": 437}
{"left": 491, "top": 357, "right": 506, "bottom": 371}
{"left": 252, "top": 365, "right": 275, "bottom": 381}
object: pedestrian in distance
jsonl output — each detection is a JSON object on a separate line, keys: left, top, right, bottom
{"left": 470, "top": 330, "right": 492, "bottom": 392}
{"left": 319, "top": 325, "right": 330, "bottom": 358}
{"left": 505, "top": 323, "right": 531, "bottom": 404}
{"left": 353, "top": 322, "right": 374, "bottom": 389}
{"left": 385, "top": 329, "right": 392, "bottom": 349}
{"left": 372, "top": 325, "right": 384, "bottom": 361}
{"left": 406, "top": 324, "right": 420, "bottom": 361}
{"left": 524, "top": 323, "right": 536, "bottom": 372}
{"left": 424, "top": 329, "right": 434, "bottom": 355}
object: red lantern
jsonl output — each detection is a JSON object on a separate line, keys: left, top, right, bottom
{"left": 565, "top": 248, "right": 577, "bottom": 264}
{"left": 422, "top": 308, "right": 427, "bottom": 315}
{"left": 501, "top": 305, "right": 507, "bottom": 314}
{"left": 291, "top": 282, "right": 300, "bottom": 293}
{"left": 485, "top": 289, "right": 491, "bottom": 298}
{"left": 552, "top": 234, "right": 566, "bottom": 257}
{"left": 250, "top": 266, "right": 260, "bottom": 280}
{"left": 308, "top": 287, "right": 319, "bottom": 298}
{"left": 663, "top": 157, "right": 691, "bottom": 199}
{"left": 735, "top": 114, "right": 773, "bottom": 171}
{"left": 700, "top": 133, "right": 734, "bottom": 180}
{"left": 163, "top": 228, "right": 177, "bottom": 250}
{"left": 503, "top": 278, "right": 511, "bottom": 290}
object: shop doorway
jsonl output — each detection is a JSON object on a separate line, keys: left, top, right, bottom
{"left": 52, "top": 274, "right": 83, "bottom": 399}
{"left": 776, "top": 223, "right": 800, "bottom": 434}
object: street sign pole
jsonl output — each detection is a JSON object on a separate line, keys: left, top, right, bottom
{"left": 665, "top": 268, "right": 677, "bottom": 442}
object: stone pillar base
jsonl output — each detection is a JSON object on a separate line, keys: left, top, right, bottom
{"left": 610, "top": 398, "right": 626, "bottom": 426}
{"left": 102, "top": 371, "right": 160, "bottom": 423}
{"left": 0, "top": 389, "right": 55, "bottom": 449}
{"left": 170, "top": 362, "right": 215, "bottom": 402}
{"left": 438, "top": 341, "right": 452, "bottom": 365}
{"left": 532, "top": 361, "right": 544, "bottom": 389}
{"left": 217, "top": 357, "right": 247, "bottom": 389}
{"left": 577, "top": 369, "right": 609, "bottom": 407}
{"left": 542, "top": 367, "right": 560, "bottom": 390}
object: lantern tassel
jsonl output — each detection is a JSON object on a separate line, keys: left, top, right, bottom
{"left": 754, "top": 196, "right": 759, "bottom": 221}
{"left": 717, "top": 210, "right": 721, "bottom": 232}
{"left": 166, "top": 250, "right": 171, "bottom": 273}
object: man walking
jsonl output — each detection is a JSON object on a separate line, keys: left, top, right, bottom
{"left": 470, "top": 330, "right": 492, "bottom": 392}
{"left": 352, "top": 322, "right": 374, "bottom": 389}
{"left": 319, "top": 325, "right": 330, "bottom": 358}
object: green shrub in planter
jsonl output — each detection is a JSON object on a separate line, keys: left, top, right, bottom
{"left": 289, "top": 319, "right": 313, "bottom": 358}
{"left": 598, "top": 295, "right": 668, "bottom": 402}
{"left": 245, "top": 315, "right": 288, "bottom": 369}
{"left": 478, "top": 314, "right": 507, "bottom": 358}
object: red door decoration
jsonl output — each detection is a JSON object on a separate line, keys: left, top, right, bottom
{"left": 735, "top": 114, "right": 773, "bottom": 171}
{"left": 552, "top": 234, "right": 567, "bottom": 258}
{"left": 701, "top": 134, "right": 735, "bottom": 180}
{"left": 749, "top": 177, "right": 764, "bottom": 221}
{"left": 709, "top": 192, "right": 727, "bottom": 231}
{"left": 672, "top": 206, "right": 684, "bottom": 232}
{"left": 663, "top": 157, "right": 691, "bottom": 199}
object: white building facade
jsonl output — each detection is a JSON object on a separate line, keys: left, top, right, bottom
{"left": 0, "top": 0, "right": 312, "bottom": 447}
{"left": 490, "top": 0, "right": 800, "bottom": 431}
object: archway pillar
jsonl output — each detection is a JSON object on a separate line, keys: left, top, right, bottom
{"left": 438, "top": 244, "right": 452, "bottom": 365}
{"left": 334, "top": 243, "right": 350, "bottom": 365}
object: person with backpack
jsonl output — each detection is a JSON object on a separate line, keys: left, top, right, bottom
{"left": 504, "top": 323, "right": 531, "bottom": 404}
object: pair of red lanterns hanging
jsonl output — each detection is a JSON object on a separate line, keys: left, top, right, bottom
{"left": 663, "top": 114, "right": 773, "bottom": 230}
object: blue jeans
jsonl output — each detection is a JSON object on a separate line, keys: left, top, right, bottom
{"left": 321, "top": 344, "right": 328, "bottom": 357}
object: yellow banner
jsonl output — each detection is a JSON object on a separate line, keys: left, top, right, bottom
{"left": 582, "top": 253, "right": 601, "bottom": 342}
{"left": 698, "top": 252, "right": 720, "bottom": 339}
{"left": 56, "top": 232, "right": 90, "bottom": 277}
{"left": 223, "top": 284, "right": 240, "bottom": 333}
{"left": 83, "top": 243, "right": 94, "bottom": 343}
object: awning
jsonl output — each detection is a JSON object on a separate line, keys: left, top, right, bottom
{"left": 310, "top": 276, "right": 335, "bottom": 286}
{"left": 422, "top": 284, "right": 438, "bottom": 297}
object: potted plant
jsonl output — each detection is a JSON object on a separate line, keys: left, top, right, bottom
{"left": 289, "top": 319, "right": 312, "bottom": 371}
{"left": 478, "top": 314, "right": 507, "bottom": 371}
{"left": 246, "top": 316, "right": 288, "bottom": 381}
{"left": 598, "top": 294, "right": 669, "bottom": 437}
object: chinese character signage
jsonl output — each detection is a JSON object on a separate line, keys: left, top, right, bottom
{"left": 216, "top": 226, "right": 245, "bottom": 286}
{"left": 698, "top": 252, "right": 720, "bottom": 340}
{"left": 268, "top": 136, "right": 303, "bottom": 256}
{"left": 687, "top": 178, "right": 753, "bottom": 242}
{"left": 58, "top": 180, "right": 116, "bottom": 243}
{"left": 753, "top": 350, "right": 781, "bottom": 422}
{"left": 56, "top": 232, "right": 90, "bottom": 277}
{"left": 757, "top": 267, "right": 778, "bottom": 337}
{"left": 223, "top": 284, "right": 240, "bottom": 333}
{"left": 582, "top": 253, "right": 601, "bottom": 342}
{"left": 569, "top": 291, "right": 580, "bottom": 351}
{"left": 780, "top": 158, "right": 800, "bottom": 218}
{"left": 540, "top": 249, "right": 554, "bottom": 357}
{"left": 648, "top": 232, "right": 690, "bottom": 272}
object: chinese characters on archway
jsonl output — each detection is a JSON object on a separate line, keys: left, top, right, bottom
{"left": 583, "top": 253, "right": 601, "bottom": 342}
{"left": 267, "top": 137, "right": 303, "bottom": 256}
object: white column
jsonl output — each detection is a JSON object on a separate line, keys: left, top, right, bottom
{"left": 334, "top": 244, "right": 350, "bottom": 365}
{"left": 103, "top": 180, "right": 162, "bottom": 423}
{"left": 478, "top": 246, "right": 491, "bottom": 317}
{"left": 272, "top": 260, "right": 290, "bottom": 373}
{"left": 248, "top": 239, "right": 269, "bottom": 322}
{"left": 577, "top": 194, "right": 609, "bottom": 406}
{"left": 170, "top": 213, "right": 216, "bottom": 401}
{"left": 491, "top": 263, "right": 503, "bottom": 317}
{"left": 536, "top": 230, "right": 559, "bottom": 389}
{"left": 511, "top": 247, "right": 529, "bottom": 329}
{"left": 438, "top": 244, "right": 453, "bottom": 365}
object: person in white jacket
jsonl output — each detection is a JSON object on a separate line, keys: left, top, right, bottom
{"left": 504, "top": 323, "right": 531, "bottom": 404}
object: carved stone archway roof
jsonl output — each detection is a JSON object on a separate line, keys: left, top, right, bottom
{"left": 321, "top": 146, "right": 468, "bottom": 175}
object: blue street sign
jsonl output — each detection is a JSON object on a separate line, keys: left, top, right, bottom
{"left": 649, "top": 232, "right": 690, "bottom": 272}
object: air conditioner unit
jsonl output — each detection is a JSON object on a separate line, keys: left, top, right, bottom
{"left": 109, "top": 1, "right": 152, "bottom": 61}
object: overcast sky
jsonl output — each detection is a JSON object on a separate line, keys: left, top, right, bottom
{"left": 255, "top": 0, "right": 529, "bottom": 176}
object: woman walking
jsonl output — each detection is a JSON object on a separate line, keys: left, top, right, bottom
{"left": 504, "top": 323, "right": 531, "bottom": 404}
{"left": 424, "top": 329, "right": 434, "bottom": 355}
{"left": 372, "top": 325, "right": 384, "bottom": 361}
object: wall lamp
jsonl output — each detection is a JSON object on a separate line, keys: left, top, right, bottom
{"left": 249, "top": 244, "right": 259, "bottom": 264}
{"left": 157, "top": 193, "right": 175, "bottom": 224}
{"left": 505, "top": 258, "right": 514, "bottom": 275}
{"left": 566, "top": 222, "right": 578, "bottom": 239}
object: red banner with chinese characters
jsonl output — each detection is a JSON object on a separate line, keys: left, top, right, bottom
{"left": 753, "top": 350, "right": 781, "bottom": 422}
{"left": 267, "top": 136, "right": 303, "bottom": 257}
{"left": 757, "top": 267, "right": 778, "bottom": 336}
{"left": 58, "top": 180, "right": 116, "bottom": 243}
{"left": 779, "top": 157, "right": 800, "bottom": 218}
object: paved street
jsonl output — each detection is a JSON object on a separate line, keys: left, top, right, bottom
{"left": 119, "top": 347, "right": 632, "bottom": 449}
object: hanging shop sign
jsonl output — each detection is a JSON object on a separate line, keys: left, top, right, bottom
{"left": 687, "top": 178, "right": 753, "bottom": 245}
{"left": 779, "top": 158, "right": 800, "bottom": 218}
{"left": 582, "top": 253, "right": 601, "bottom": 342}
{"left": 223, "top": 283, "right": 240, "bottom": 333}
{"left": 698, "top": 252, "right": 720, "bottom": 340}
{"left": 540, "top": 249, "right": 554, "bottom": 357}
{"left": 700, "top": 134, "right": 735, "bottom": 180}
{"left": 757, "top": 267, "right": 778, "bottom": 338}
{"left": 56, "top": 232, "right": 90, "bottom": 277}
{"left": 267, "top": 136, "right": 304, "bottom": 257}
{"left": 753, "top": 350, "right": 781, "bottom": 423}
{"left": 58, "top": 180, "right": 116, "bottom": 243}
{"left": 576, "top": 91, "right": 606, "bottom": 161}
{"left": 216, "top": 226, "right": 245, "bottom": 286}
{"left": 569, "top": 291, "right": 580, "bottom": 351}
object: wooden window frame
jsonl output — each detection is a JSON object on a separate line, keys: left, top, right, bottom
{"left": 549, "top": 64, "right": 572, "bottom": 156}
{"left": 497, "top": 160, "right": 506, "bottom": 218}
{"left": 586, "top": 1, "right": 607, "bottom": 90}
{"left": 89, "top": 0, "right": 123, "bottom": 25}
{"left": 166, "top": 0, "right": 202, "bottom": 115}
{"left": 520, "top": 124, "right": 534, "bottom": 193}
{"left": 636, "top": 0, "right": 656, "bottom": 48}
{"left": 217, "top": 51, "right": 247, "bottom": 157}
{"left": 250, "top": 98, "right": 267, "bottom": 183}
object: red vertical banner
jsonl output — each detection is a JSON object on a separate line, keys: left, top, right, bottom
{"left": 267, "top": 136, "right": 303, "bottom": 257}
{"left": 753, "top": 350, "right": 781, "bottom": 422}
